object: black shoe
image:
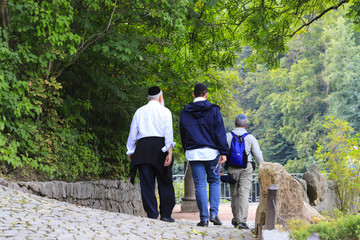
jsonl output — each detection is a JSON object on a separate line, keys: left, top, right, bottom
{"left": 237, "top": 222, "right": 249, "bottom": 229}
{"left": 231, "top": 219, "right": 239, "bottom": 228}
{"left": 160, "top": 217, "right": 175, "bottom": 222}
{"left": 210, "top": 215, "right": 222, "bottom": 225}
{"left": 197, "top": 220, "right": 209, "bottom": 227}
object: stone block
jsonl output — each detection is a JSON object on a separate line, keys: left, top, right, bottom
{"left": 44, "top": 182, "right": 54, "bottom": 198}
{"left": 0, "top": 178, "right": 8, "bottom": 187}
{"left": 93, "top": 200, "right": 100, "bottom": 210}
{"left": 98, "top": 184, "right": 106, "bottom": 199}
{"left": 84, "top": 183, "right": 93, "bottom": 199}
{"left": 99, "top": 179, "right": 107, "bottom": 186}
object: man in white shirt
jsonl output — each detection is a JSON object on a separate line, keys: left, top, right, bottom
{"left": 126, "top": 86, "right": 176, "bottom": 222}
{"left": 226, "top": 114, "right": 264, "bottom": 229}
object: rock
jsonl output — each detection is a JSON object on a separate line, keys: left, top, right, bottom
{"left": 295, "top": 177, "right": 310, "bottom": 204}
{"left": 0, "top": 178, "right": 8, "bottom": 187}
{"left": 302, "top": 164, "right": 339, "bottom": 212}
{"left": 255, "top": 162, "right": 321, "bottom": 235}
{"left": 307, "top": 233, "right": 320, "bottom": 240}
{"left": 262, "top": 229, "right": 289, "bottom": 240}
{"left": 303, "top": 202, "right": 321, "bottom": 223}
{"left": 302, "top": 164, "right": 327, "bottom": 204}
{"left": 313, "top": 180, "right": 339, "bottom": 212}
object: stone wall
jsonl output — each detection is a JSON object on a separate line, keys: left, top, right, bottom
{"left": 0, "top": 178, "right": 146, "bottom": 217}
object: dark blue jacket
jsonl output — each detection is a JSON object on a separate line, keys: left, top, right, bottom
{"left": 179, "top": 100, "right": 229, "bottom": 155}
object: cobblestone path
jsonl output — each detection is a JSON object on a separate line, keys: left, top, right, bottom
{"left": 0, "top": 186, "right": 254, "bottom": 240}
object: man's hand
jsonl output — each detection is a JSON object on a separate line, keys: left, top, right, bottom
{"left": 128, "top": 155, "right": 132, "bottom": 161}
{"left": 164, "top": 153, "right": 172, "bottom": 167}
{"left": 218, "top": 155, "right": 227, "bottom": 164}
{"left": 164, "top": 145, "right": 173, "bottom": 167}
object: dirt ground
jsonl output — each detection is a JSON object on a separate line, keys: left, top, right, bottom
{"left": 172, "top": 203, "right": 258, "bottom": 222}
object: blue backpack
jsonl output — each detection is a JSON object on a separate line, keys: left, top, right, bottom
{"left": 228, "top": 132, "right": 249, "bottom": 168}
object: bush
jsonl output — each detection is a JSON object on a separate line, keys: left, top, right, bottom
{"left": 315, "top": 117, "right": 360, "bottom": 214}
{"left": 288, "top": 213, "right": 360, "bottom": 240}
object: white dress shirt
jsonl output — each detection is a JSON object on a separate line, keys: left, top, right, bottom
{"left": 185, "top": 97, "right": 219, "bottom": 161}
{"left": 126, "top": 100, "right": 176, "bottom": 155}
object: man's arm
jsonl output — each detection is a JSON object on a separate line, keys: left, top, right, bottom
{"left": 126, "top": 111, "right": 139, "bottom": 157}
{"left": 251, "top": 136, "right": 264, "bottom": 165}
{"left": 162, "top": 109, "right": 176, "bottom": 153}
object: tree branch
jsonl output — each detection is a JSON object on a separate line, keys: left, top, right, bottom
{"left": 289, "top": 0, "right": 350, "bottom": 38}
{"left": 53, "top": 0, "right": 118, "bottom": 78}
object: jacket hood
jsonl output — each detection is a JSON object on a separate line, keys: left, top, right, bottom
{"left": 183, "top": 100, "right": 218, "bottom": 118}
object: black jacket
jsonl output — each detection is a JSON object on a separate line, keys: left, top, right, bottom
{"left": 179, "top": 100, "right": 229, "bottom": 155}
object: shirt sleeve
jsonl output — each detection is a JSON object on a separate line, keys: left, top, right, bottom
{"left": 161, "top": 109, "right": 176, "bottom": 152}
{"left": 250, "top": 136, "right": 264, "bottom": 164}
{"left": 126, "top": 111, "right": 139, "bottom": 155}
{"left": 226, "top": 132, "right": 232, "bottom": 148}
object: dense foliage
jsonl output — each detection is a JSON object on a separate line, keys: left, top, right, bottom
{"left": 288, "top": 212, "right": 360, "bottom": 240}
{"left": 0, "top": 0, "right": 244, "bottom": 180}
{"left": 1, "top": 0, "right": 360, "bottom": 180}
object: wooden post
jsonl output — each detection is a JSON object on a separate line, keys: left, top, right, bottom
{"left": 265, "top": 184, "right": 277, "bottom": 230}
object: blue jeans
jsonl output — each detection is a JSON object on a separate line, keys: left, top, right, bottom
{"left": 189, "top": 155, "right": 221, "bottom": 221}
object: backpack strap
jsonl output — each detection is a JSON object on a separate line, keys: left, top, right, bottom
{"left": 242, "top": 133, "right": 249, "bottom": 138}
{"left": 229, "top": 132, "right": 249, "bottom": 151}
{"left": 230, "top": 132, "right": 249, "bottom": 139}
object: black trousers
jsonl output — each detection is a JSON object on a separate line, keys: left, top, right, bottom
{"left": 138, "top": 164, "right": 175, "bottom": 219}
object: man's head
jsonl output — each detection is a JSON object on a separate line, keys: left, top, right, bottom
{"left": 147, "top": 86, "right": 165, "bottom": 106}
{"left": 235, "top": 114, "right": 248, "bottom": 128}
{"left": 193, "top": 83, "right": 208, "bottom": 98}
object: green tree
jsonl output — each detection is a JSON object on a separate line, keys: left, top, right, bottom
{"left": 322, "top": 15, "right": 360, "bottom": 132}
{"left": 236, "top": 6, "right": 360, "bottom": 173}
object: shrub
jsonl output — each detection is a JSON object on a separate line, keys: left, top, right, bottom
{"left": 315, "top": 117, "right": 360, "bottom": 214}
{"left": 289, "top": 213, "right": 360, "bottom": 240}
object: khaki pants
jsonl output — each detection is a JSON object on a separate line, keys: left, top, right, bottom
{"left": 227, "top": 163, "right": 253, "bottom": 223}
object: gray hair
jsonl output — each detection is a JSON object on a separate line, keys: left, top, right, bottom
{"left": 235, "top": 114, "right": 248, "bottom": 127}
{"left": 147, "top": 91, "right": 162, "bottom": 101}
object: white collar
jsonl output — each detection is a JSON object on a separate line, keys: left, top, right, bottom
{"left": 194, "top": 97, "right": 207, "bottom": 102}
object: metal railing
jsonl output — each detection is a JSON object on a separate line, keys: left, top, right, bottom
{"left": 172, "top": 173, "right": 303, "bottom": 204}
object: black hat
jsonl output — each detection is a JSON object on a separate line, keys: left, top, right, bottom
{"left": 148, "top": 86, "right": 161, "bottom": 96}
{"left": 194, "top": 83, "right": 207, "bottom": 97}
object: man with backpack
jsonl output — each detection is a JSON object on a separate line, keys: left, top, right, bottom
{"left": 226, "top": 114, "right": 264, "bottom": 229}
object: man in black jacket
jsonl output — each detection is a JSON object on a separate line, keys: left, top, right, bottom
{"left": 180, "top": 83, "right": 229, "bottom": 227}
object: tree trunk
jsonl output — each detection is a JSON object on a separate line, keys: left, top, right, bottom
{"left": 0, "top": 0, "right": 10, "bottom": 42}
